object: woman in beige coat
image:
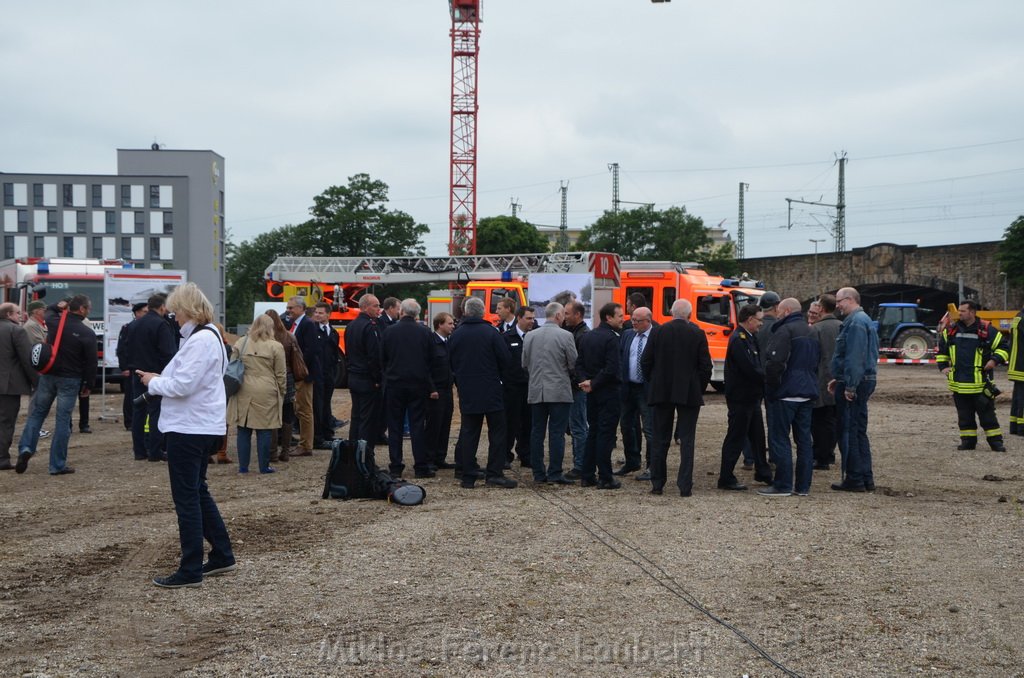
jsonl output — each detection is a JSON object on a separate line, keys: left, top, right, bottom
{"left": 229, "top": 314, "right": 286, "bottom": 474}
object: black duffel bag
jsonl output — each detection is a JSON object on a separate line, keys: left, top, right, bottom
{"left": 322, "top": 439, "right": 425, "bottom": 506}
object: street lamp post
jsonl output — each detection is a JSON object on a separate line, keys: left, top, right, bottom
{"left": 809, "top": 239, "right": 825, "bottom": 295}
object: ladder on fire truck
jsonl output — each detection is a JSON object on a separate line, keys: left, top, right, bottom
{"left": 265, "top": 251, "right": 621, "bottom": 285}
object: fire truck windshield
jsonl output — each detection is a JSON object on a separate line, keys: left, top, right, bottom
{"left": 36, "top": 279, "right": 105, "bottom": 321}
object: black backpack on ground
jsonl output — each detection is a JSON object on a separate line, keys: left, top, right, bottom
{"left": 322, "top": 440, "right": 425, "bottom": 506}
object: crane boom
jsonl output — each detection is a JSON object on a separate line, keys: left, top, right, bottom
{"left": 449, "top": 0, "right": 481, "bottom": 255}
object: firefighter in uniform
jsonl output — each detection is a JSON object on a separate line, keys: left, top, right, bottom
{"left": 1008, "top": 308, "right": 1024, "bottom": 436}
{"left": 936, "top": 300, "right": 1008, "bottom": 451}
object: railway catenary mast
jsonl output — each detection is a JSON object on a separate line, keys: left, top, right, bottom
{"left": 448, "top": 0, "right": 481, "bottom": 255}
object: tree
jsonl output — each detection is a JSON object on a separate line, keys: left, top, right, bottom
{"left": 223, "top": 174, "right": 429, "bottom": 328}
{"left": 998, "top": 215, "right": 1024, "bottom": 288}
{"left": 301, "top": 174, "right": 428, "bottom": 257}
{"left": 475, "top": 215, "right": 550, "bottom": 254}
{"left": 575, "top": 206, "right": 711, "bottom": 262}
{"left": 701, "top": 241, "right": 738, "bottom": 277}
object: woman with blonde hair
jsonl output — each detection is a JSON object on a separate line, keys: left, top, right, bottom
{"left": 138, "top": 282, "right": 234, "bottom": 588}
{"left": 229, "top": 314, "right": 286, "bottom": 474}
{"left": 264, "top": 309, "right": 303, "bottom": 462}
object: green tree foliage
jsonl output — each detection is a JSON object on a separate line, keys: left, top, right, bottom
{"left": 701, "top": 241, "right": 738, "bottom": 277}
{"left": 475, "top": 215, "right": 550, "bottom": 254}
{"left": 575, "top": 206, "right": 711, "bottom": 262}
{"left": 223, "top": 174, "right": 429, "bottom": 328}
{"left": 998, "top": 215, "right": 1024, "bottom": 288}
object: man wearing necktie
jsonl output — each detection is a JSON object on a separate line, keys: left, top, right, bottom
{"left": 285, "top": 297, "right": 315, "bottom": 456}
{"left": 494, "top": 297, "right": 516, "bottom": 334}
{"left": 616, "top": 307, "right": 654, "bottom": 477}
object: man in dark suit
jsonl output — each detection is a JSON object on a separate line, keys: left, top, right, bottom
{"left": 502, "top": 306, "right": 534, "bottom": 467}
{"left": 295, "top": 301, "right": 326, "bottom": 449}
{"left": 449, "top": 296, "right": 517, "bottom": 489}
{"left": 617, "top": 306, "right": 654, "bottom": 476}
{"left": 129, "top": 293, "right": 178, "bottom": 462}
{"left": 344, "top": 294, "right": 383, "bottom": 449}
{"left": 426, "top": 312, "right": 456, "bottom": 469}
{"left": 494, "top": 297, "right": 516, "bottom": 334}
{"left": 285, "top": 297, "right": 315, "bottom": 456}
{"left": 576, "top": 302, "right": 624, "bottom": 489}
{"left": 641, "top": 298, "right": 712, "bottom": 496}
{"left": 116, "top": 302, "right": 147, "bottom": 431}
{"left": 381, "top": 299, "right": 437, "bottom": 478}
{"left": 718, "top": 303, "right": 771, "bottom": 490}
{"left": 312, "top": 302, "right": 339, "bottom": 447}
{"left": 0, "top": 303, "right": 36, "bottom": 470}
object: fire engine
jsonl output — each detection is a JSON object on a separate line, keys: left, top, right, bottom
{"left": 264, "top": 251, "right": 621, "bottom": 376}
{"left": 613, "top": 261, "right": 765, "bottom": 388}
{"left": 0, "top": 256, "right": 134, "bottom": 383}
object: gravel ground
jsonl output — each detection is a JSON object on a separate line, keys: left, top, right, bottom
{"left": 2, "top": 365, "right": 1023, "bottom": 677}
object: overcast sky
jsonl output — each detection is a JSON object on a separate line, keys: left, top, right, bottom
{"left": 3, "top": 1, "right": 1022, "bottom": 259}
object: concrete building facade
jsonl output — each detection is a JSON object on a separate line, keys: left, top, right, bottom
{"left": 1, "top": 148, "right": 226, "bottom": 318}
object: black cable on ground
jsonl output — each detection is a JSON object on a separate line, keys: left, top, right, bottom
{"left": 522, "top": 479, "right": 804, "bottom": 678}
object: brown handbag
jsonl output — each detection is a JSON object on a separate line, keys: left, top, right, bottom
{"left": 290, "top": 342, "right": 309, "bottom": 382}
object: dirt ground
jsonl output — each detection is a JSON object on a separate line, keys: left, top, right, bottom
{"left": 2, "top": 365, "right": 1023, "bottom": 677}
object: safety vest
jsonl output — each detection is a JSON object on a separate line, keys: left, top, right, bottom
{"left": 1008, "top": 314, "right": 1024, "bottom": 382}
{"left": 937, "top": 319, "right": 1008, "bottom": 394}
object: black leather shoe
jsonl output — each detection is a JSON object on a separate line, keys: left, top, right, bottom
{"left": 0, "top": 460, "right": 13, "bottom": 471}
{"left": 414, "top": 470, "right": 436, "bottom": 479}
{"left": 650, "top": 487, "right": 663, "bottom": 495}
{"left": 502, "top": 461, "right": 512, "bottom": 470}
{"left": 831, "top": 482, "right": 866, "bottom": 492}
{"left": 991, "top": 443, "right": 1007, "bottom": 452}
{"left": 717, "top": 482, "right": 748, "bottom": 491}
{"left": 149, "top": 455, "right": 167, "bottom": 462}
{"left": 813, "top": 463, "right": 830, "bottom": 470}
{"left": 635, "top": 469, "right": 652, "bottom": 481}
{"left": 597, "top": 479, "right": 622, "bottom": 490}
{"left": 564, "top": 468, "right": 582, "bottom": 481}
{"left": 613, "top": 464, "right": 641, "bottom": 476}
{"left": 460, "top": 479, "right": 476, "bottom": 488}
{"left": 79, "top": 426, "right": 93, "bottom": 434}
{"left": 754, "top": 474, "right": 774, "bottom": 485}
{"left": 15, "top": 451, "right": 31, "bottom": 474}
{"left": 435, "top": 461, "right": 456, "bottom": 469}
{"left": 580, "top": 477, "right": 598, "bottom": 487}
{"left": 864, "top": 482, "right": 876, "bottom": 492}
{"left": 679, "top": 489, "right": 692, "bottom": 497}
{"left": 549, "top": 475, "right": 574, "bottom": 485}
{"left": 486, "top": 476, "right": 518, "bottom": 489}
{"left": 956, "top": 443, "right": 976, "bottom": 451}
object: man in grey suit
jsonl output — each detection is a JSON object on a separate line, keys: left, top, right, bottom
{"left": 0, "top": 303, "right": 37, "bottom": 470}
{"left": 522, "top": 302, "right": 578, "bottom": 484}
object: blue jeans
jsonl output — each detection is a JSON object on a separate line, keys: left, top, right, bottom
{"left": 835, "top": 380, "right": 875, "bottom": 486}
{"left": 165, "top": 432, "right": 234, "bottom": 581}
{"left": 236, "top": 427, "right": 273, "bottom": 472}
{"left": 18, "top": 375, "right": 80, "bottom": 474}
{"left": 569, "top": 390, "right": 588, "bottom": 471}
{"left": 766, "top": 399, "right": 814, "bottom": 494}
{"left": 529, "top": 401, "right": 571, "bottom": 480}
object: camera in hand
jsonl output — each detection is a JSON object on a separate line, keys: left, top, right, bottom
{"left": 133, "top": 391, "right": 152, "bottom": 407}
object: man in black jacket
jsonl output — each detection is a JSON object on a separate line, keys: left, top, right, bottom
{"left": 381, "top": 299, "right": 437, "bottom": 478}
{"left": 16, "top": 295, "right": 97, "bottom": 475}
{"left": 345, "top": 294, "right": 383, "bottom": 448}
{"left": 129, "top": 293, "right": 177, "bottom": 462}
{"left": 425, "top": 312, "right": 455, "bottom": 469}
{"left": 312, "top": 302, "right": 339, "bottom": 446}
{"left": 576, "top": 302, "right": 624, "bottom": 489}
{"left": 116, "top": 302, "right": 147, "bottom": 431}
{"left": 502, "top": 306, "right": 534, "bottom": 467}
{"left": 641, "top": 299, "right": 712, "bottom": 496}
{"left": 562, "top": 300, "right": 590, "bottom": 479}
{"left": 717, "top": 304, "right": 770, "bottom": 490}
{"left": 449, "top": 296, "right": 517, "bottom": 489}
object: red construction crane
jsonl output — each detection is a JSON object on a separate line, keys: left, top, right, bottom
{"left": 448, "top": 0, "right": 481, "bottom": 255}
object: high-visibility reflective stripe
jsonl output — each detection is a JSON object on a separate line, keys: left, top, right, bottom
{"left": 960, "top": 430, "right": 978, "bottom": 437}
{"left": 985, "top": 428, "right": 1002, "bottom": 437}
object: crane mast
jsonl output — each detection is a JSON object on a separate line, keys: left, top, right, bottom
{"left": 448, "top": 0, "right": 481, "bottom": 255}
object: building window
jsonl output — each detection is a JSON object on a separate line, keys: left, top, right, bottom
{"left": 63, "top": 236, "right": 74, "bottom": 257}
{"left": 121, "top": 237, "right": 132, "bottom": 259}
{"left": 63, "top": 184, "right": 74, "bottom": 207}
{"left": 92, "top": 236, "right": 103, "bottom": 258}
{"left": 105, "top": 211, "right": 116, "bottom": 234}
{"left": 33, "top": 184, "right": 44, "bottom": 207}
{"left": 76, "top": 211, "right": 87, "bottom": 234}
{"left": 34, "top": 236, "right": 45, "bottom": 257}
{"left": 134, "top": 211, "right": 145, "bottom": 234}
{"left": 92, "top": 184, "right": 102, "bottom": 206}
{"left": 2, "top": 183, "right": 12, "bottom": 207}
{"left": 150, "top": 237, "right": 161, "bottom": 260}
{"left": 121, "top": 185, "right": 131, "bottom": 208}
{"left": 47, "top": 210, "right": 58, "bottom": 233}
{"left": 17, "top": 210, "right": 28, "bottom": 233}
{"left": 4, "top": 236, "right": 13, "bottom": 258}
{"left": 219, "top": 190, "right": 225, "bottom": 214}
{"left": 163, "top": 211, "right": 173, "bottom": 234}
{"left": 149, "top": 185, "right": 160, "bottom": 208}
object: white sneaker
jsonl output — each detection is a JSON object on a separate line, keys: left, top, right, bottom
{"left": 38, "top": 429, "right": 50, "bottom": 438}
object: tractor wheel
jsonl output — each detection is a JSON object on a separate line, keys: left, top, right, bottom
{"left": 894, "top": 328, "right": 935, "bottom": 360}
